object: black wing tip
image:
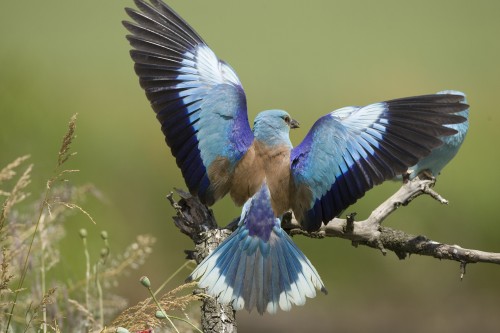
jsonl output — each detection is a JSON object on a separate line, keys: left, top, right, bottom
{"left": 132, "top": 0, "right": 163, "bottom": 15}
{"left": 124, "top": 6, "right": 136, "bottom": 16}
{"left": 133, "top": 0, "right": 148, "bottom": 6}
{"left": 124, "top": 0, "right": 205, "bottom": 45}
{"left": 444, "top": 114, "right": 467, "bottom": 125}
{"left": 440, "top": 127, "right": 459, "bottom": 136}
{"left": 387, "top": 92, "right": 467, "bottom": 106}
{"left": 385, "top": 94, "right": 469, "bottom": 121}
{"left": 433, "top": 93, "right": 467, "bottom": 104}
{"left": 458, "top": 102, "right": 469, "bottom": 112}
{"left": 122, "top": 19, "right": 140, "bottom": 33}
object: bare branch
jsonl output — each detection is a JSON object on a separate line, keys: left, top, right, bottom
{"left": 281, "top": 176, "right": 500, "bottom": 266}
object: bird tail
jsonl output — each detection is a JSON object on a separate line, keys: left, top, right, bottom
{"left": 187, "top": 182, "right": 327, "bottom": 314}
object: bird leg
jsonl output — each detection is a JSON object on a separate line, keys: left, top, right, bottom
{"left": 402, "top": 170, "right": 412, "bottom": 184}
{"left": 224, "top": 217, "right": 240, "bottom": 231}
{"left": 419, "top": 169, "right": 437, "bottom": 181}
{"left": 344, "top": 212, "right": 356, "bottom": 233}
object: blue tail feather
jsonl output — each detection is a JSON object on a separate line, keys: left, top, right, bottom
{"left": 187, "top": 182, "right": 326, "bottom": 314}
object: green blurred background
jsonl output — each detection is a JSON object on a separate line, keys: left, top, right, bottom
{"left": 1, "top": 1, "right": 500, "bottom": 332}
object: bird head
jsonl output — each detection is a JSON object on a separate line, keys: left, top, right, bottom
{"left": 253, "top": 110, "right": 299, "bottom": 147}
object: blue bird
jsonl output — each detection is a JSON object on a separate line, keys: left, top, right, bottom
{"left": 123, "top": 0, "right": 468, "bottom": 313}
{"left": 396, "top": 90, "right": 469, "bottom": 180}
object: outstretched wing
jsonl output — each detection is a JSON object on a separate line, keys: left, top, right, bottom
{"left": 290, "top": 94, "right": 468, "bottom": 231}
{"left": 124, "top": 0, "right": 254, "bottom": 205}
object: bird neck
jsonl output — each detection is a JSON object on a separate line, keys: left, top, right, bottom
{"left": 253, "top": 124, "right": 293, "bottom": 149}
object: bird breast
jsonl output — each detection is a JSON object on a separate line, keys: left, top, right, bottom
{"left": 230, "top": 141, "right": 293, "bottom": 215}
{"left": 254, "top": 141, "right": 292, "bottom": 215}
{"left": 230, "top": 144, "right": 266, "bottom": 206}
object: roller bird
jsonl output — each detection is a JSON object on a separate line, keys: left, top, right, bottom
{"left": 123, "top": 0, "right": 468, "bottom": 313}
{"left": 397, "top": 90, "right": 469, "bottom": 180}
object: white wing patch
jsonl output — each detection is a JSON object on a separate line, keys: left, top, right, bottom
{"left": 331, "top": 102, "right": 387, "bottom": 133}
{"left": 179, "top": 45, "right": 242, "bottom": 87}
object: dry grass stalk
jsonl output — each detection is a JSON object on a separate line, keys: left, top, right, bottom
{"left": 110, "top": 281, "right": 201, "bottom": 332}
{"left": 0, "top": 163, "right": 33, "bottom": 231}
{"left": 0, "top": 155, "right": 30, "bottom": 185}
{"left": 0, "top": 114, "right": 198, "bottom": 332}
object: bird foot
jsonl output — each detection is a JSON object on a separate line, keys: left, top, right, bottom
{"left": 344, "top": 212, "right": 357, "bottom": 233}
{"left": 402, "top": 170, "right": 412, "bottom": 184}
{"left": 224, "top": 217, "right": 240, "bottom": 231}
{"left": 418, "top": 169, "right": 436, "bottom": 181}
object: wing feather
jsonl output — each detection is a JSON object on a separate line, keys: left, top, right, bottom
{"left": 124, "top": 1, "right": 254, "bottom": 205}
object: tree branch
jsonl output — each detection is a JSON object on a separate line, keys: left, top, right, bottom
{"left": 167, "top": 189, "right": 237, "bottom": 333}
{"left": 168, "top": 176, "right": 499, "bottom": 331}
{"left": 281, "top": 176, "right": 500, "bottom": 267}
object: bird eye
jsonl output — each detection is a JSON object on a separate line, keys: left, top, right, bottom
{"left": 284, "top": 116, "right": 290, "bottom": 123}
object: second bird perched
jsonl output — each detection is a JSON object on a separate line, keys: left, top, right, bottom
{"left": 398, "top": 90, "right": 470, "bottom": 180}
{"left": 123, "top": 0, "right": 468, "bottom": 314}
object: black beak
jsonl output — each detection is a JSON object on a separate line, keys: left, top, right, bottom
{"left": 290, "top": 118, "right": 300, "bottom": 129}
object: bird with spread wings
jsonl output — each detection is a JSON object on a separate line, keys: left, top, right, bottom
{"left": 123, "top": 0, "right": 468, "bottom": 314}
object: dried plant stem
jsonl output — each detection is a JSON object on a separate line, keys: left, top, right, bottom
{"left": 135, "top": 260, "right": 193, "bottom": 317}
{"left": 0, "top": 163, "right": 32, "bottom": 235}
{"left": 154, "top": 260, "right": 192, "bottom": 298}
{"left": 68, "top": 235, "right": 155, "bottom": 294}
{"left": 82, "top": 235, "right": 91, "bottom": 327}
{"left": 40, "top": 214, "right": 47, "bottom": 333}
{"left": 0, "top": 155, "right": 30, "bottom": 184}
{"left": 166, "top": 314, "right": 203, "bottom": 333}
{"left": 4, "top": 114, "right": 79, "bottom": 333}
{"left": 23, "top": 304, "right": 35, "bottom": 333}
{"left": 4, "top": 183, "right": 50, "bottom": 333}
{"left": 98, "top": 231, "right": 110, "bottom": 329}
{"left": 95, "top": 264, "right": 104, "bottom": 329}
{"left": 150, "top": 261, "right": 203, "bottom": 333}
{"left": 146, "top": 285, "right": 180, "bottom": 333}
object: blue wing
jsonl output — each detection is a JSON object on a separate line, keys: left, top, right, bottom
{"left": 187, "top": 181, "right": 326, "bottom": 314}
{"left": 124, "top": 0, "right": 254, "bottom": 205}
{"left": 290, "top": 94, "right": 468, "bottom": 231}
